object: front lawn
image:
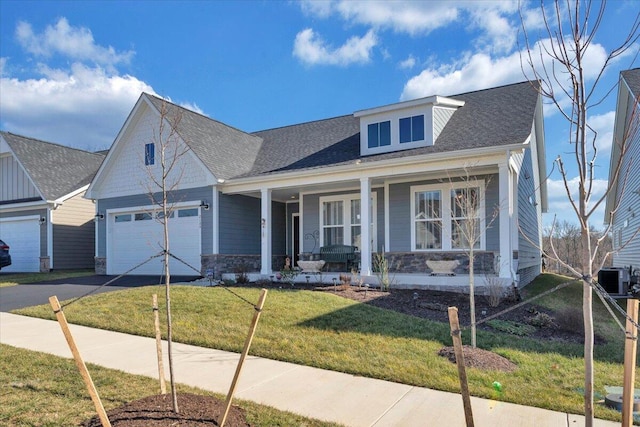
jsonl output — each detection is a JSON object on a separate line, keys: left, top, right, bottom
{"left": 0, "top": 344, "right": 340, "bottom": 426}
{"left": 14, "top": 274, "right": 631, "bottom": 422}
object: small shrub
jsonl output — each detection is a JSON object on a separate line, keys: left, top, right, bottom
{"left": 487, "top": 319, "right": 536, "bottom": 336}
{"left": 234, "top": 264, "right": 250, "bottom": 284}
{"left": 555, "top": 306, "right": 583, "bottom": 332}
{"left": 484, "top": 276, "right": 503, "bottom": 307}
{"left": 527, "top": 312, "right": 556, "bottom": 328}
{"left": 373, "top": 252, "right": 394, "bottom": 291}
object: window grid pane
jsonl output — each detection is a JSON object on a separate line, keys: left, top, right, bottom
{"left": 379, "top": 121, "right": 391, "bottom": 146}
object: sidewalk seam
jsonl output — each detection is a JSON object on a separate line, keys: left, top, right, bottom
{"left": 369, "top": 385, "right": 415, "bottom": 426}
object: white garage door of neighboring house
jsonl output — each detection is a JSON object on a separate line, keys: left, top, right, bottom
{"left": 0, "top": 216, "right": 41, "bottom": 272}
{"left": 108, "top": 207, "right": 201, "bottom": 276}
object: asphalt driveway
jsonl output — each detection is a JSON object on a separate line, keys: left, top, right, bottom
{"left": 0, "top": 275, "right": 199, "bottom": 312}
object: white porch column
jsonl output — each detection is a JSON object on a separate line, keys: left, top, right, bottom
{"left": 360, "top": 177, "right": 372, "bottom": 276}
{"left": 211, "top": 188, "right": 219, "bottom": 254}
{"left": 260, "top": 188, "right": 272, "bottom": 275}
{"left": 498, "top": 162, "right": 513, "bottom": 280}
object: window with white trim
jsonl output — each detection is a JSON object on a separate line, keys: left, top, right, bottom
{"left": 399, "top": 115, "right": 425, "bottom": 143}
{"left": 411, "top": 181, "right": 485, "bottom": 251}
{"left": 367, "top": 121, "right": 391, "bottom": 148}
{"left": 320, "top": 194, "right": 377, "bottom": 249}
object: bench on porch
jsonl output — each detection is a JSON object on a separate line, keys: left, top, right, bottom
{"left": 320, "top": 245, "right": 357, "bottom": 270}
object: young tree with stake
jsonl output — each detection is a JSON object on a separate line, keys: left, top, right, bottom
{"left": 520, "top": 1, "right": 640, "bottom": 424}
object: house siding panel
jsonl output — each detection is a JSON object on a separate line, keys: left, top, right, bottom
{"left": 433, "top": 107, "right": 456, "bottom": 142}
{"left": 389, "top": 182, "right": 411, "bottom": 252}
{"left": 272, "top": 201, "right": 286, "bottom": 256}
{"left": 517, "top": 147, "right": 542, "bottom": 281}
{"left": 218, "top": 194, "right": 261, "bottom": 255}
{"left": 612, "top": 95, "right": 640, "bottom": 268}
{"left": 0, "top": 155, "right": 39, "bottom": 201}
{"left": 96, "top": 106, "right": 211, "bottom": 199}
{"left": 51, "top": 192, "right": 95, "bottom": 269}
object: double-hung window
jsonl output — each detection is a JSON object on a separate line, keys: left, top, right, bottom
{"left": 320, "top": 194, "right": 377, "bottom": 250}
{"left": 413, "top": 190, "right": 442, "bottom": 249}
{"left": 450, "top": 187, "right": 481, "bottom": 249}
{"left": 412, "top": 181, "right": 485, "bottom": 251}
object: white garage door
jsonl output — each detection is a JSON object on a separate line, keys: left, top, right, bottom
{"left": 108, "top": 207, "right": 201, "bottom": 276}
{"left": 0, "top": 216, "right": 41, "bottom": 272}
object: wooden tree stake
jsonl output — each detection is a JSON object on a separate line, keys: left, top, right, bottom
{"left": 49, "top": 296, "right": 112, "bottom": 427}
{"left": 152, "top": 294, "right": 167, "bottom": 394}
{"left": 220, "top": 289, "right": 268, "bottom": 427}
{"left": 622, "top": 298, "right": 639, "bottom": 427}
{"left": 448, "top": 306, "right": 475, "bottom": 427}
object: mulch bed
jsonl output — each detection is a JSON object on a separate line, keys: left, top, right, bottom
{"left": 81, "top": 393, "right": 249, "bottom": 427}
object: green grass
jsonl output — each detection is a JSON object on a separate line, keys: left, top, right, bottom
{"left": 0, "top": 269, "right": 95, "bottom": 287}
{"left": 0, "top": 344, "right": 341, "bottom": 426}
{"left": 12, "top": 274, "right": 631, "bottom": 422}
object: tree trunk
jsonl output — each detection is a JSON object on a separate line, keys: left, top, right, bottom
{"left": 163, "top": 184, "right": 178, "bottom": 413}
{"left": 582, "top": 228, "right": 594, "bottom": 426}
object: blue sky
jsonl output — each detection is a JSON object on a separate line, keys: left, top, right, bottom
{"left": 1, "top": 0, "right": 638, "bottom": 228}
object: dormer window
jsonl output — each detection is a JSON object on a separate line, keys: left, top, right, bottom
{"left": 399, "top": 115, "right": 425, "bottom": 143}
{"left": 144, "top": 143, "right": 155, "bottom": 166}
{"left": 355, "top": 95, "right": 464, "bottom": 156}
{"left": 367, "top": 121, "right": 391, "bottom": 148}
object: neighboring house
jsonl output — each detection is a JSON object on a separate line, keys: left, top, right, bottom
{"left": 86, "top": 81, "right": 547, "bottom": 289}
{"left": 0, "top": 132, "right": 104, "bottom": 272}
{"left": 605, "top": 68, "right": 640, "bottom": 271}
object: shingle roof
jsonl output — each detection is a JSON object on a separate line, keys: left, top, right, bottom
{"left": 145, "top": 94, "right": 263, "bottom": 180}
{"left": 245, "top": 81, "right": 539, "bottom": 177}
{"left": 140, "top": 81, "right": 539, "bottom": 181}
{"left": 1, "top": 132, "right": 105, "bottom": 201}
{"left": 622, "top": 68, "right": 640, "bottom": 97}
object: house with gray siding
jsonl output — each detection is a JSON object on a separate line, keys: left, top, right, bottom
{"left": 0, "top": 132, "right": 104, "bottom": 272}
{"left": 605, "top": 69, "right": 640, "bottom": 273}
{"left": 86, "top": 81, "right": 547, "bottom": 290}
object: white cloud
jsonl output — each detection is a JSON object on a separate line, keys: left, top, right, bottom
{"left": 16, "top": 18, "right": 133, "bottom": 70}
{"left": 398, "top": 55, "right": 416, "bottom": 69}
{"left": 0, "top": 63, "right": 154, "bottom": 151}
{"left": 401, "top": 52, "right": 525, "bottom": 99}
{"left": 299, "top": 0, "right": 530, "bottom": 54}
{"left": 588, "top": 111, "right": 616, "bottom": 154}
{"left": 293, "top": 28, "right": 377, "bottom": 66}
{"left": 0, "top": 18, "right": 155, "bottom": 151}
{"left": 544, "top": 177, "right": 610, "bottom": 228}
{"left": 401, "top": 36, "right": 616, "bottom": 103}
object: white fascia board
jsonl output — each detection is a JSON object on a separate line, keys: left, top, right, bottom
{"left": 55, "top": 185, "right": 89, "bottom": 205}
{"left": 86, "top": 94, "right": 148, "bottom": 199}
{"left": 0, "top": 199, "right": 50, "bottom": 213}
{"left": 222, "top": 143, "right": 526, "bottom": 194}
{"left": 354, "top": 95, "right": 465, "bottom": 118}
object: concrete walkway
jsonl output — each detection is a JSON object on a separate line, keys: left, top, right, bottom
{"left": 0, "top": 312, "right": 619, "bottom": 427}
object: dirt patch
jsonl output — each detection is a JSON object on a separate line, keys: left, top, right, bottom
{"left": 81, "top": 393, "right": 249, "bottom": 427}
{"left": 438, "top": 345, "right": 518, "bottom": 372}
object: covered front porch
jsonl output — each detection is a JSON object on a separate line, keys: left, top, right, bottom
{"left": 204, "top": 151, "right": 521, "bottom": 291}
